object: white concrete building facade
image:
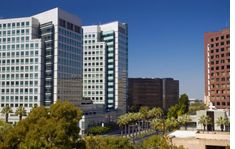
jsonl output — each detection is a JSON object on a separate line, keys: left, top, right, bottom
{"left": 0, "top": 8, "right": 83, "bottom": 122}
{"left": 82, "top": 22, "right": 128, "bottom": 113}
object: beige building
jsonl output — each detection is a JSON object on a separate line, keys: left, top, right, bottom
{"left": 169, "top": 130, "right": 230, "bottom": 149}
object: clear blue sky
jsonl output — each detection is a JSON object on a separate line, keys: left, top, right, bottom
{"left": 0, "top": 0, "right": 229, "bottom": 100}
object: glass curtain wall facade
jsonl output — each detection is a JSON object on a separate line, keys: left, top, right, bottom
{"left": 40, "top": 22, "right": 54, "bottom": 106}
{"left": 33, "top": 8, "right": 83, "bottom": 106}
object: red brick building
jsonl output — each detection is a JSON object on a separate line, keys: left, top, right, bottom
{"left": 204, "top": 28, "right": 230, "bottom": 109}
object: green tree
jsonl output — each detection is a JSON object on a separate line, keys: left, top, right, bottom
{"left": 0, "top": 120, "right": 13, "bottom": 143}
{"left": 141, "top": 135, "right": 185, "bottom": 149}
{"left": 198, "top": 115, "right": 212, "bottom": 132}
{"left": 0, "top": 101, "right": 83, "bottom": 149}
{"left": 147, "top": 107, "right": 163, "bottom": 119}
{"left": 165, "top": 117, "right": 179, "bottom": 131}
{"left": 189, "top": 102, "right": 207, "bottom": 114}
{"left": 151, "top": 118, "right": 166, "bottom": 135}
{"left": 1, "top": 105, "right": 13, "bottom": 123}
{"left": 224, "top": 117, "right": 230, "bottom": 131}
{"left": 139, "top": 106, "right": 150, "bottom": 130}
{"left": 178, "top": 114, "right": 192, "bottom": 130}
{"left": 178, "top": 94, "right": 190, "bottom": 115}
{"left": 117, "top": 113, "right": 130, "bottom": 136}
{"left": 87, "top": 126, "right": 111, "bottom": 135}
{"left": 167, "top": 105, "right": 179, "bottom": 119}
{"left": 15, "top": 106, "right": 26, "bottom": 121}
{"left": 84, "top": 136, "right": 135, "bottom": 149}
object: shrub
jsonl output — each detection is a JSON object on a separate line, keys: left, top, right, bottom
{"left": 87, "top": 126, "right": 111, "bottom": 135}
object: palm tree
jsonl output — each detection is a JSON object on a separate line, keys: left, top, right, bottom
{"left": 135, "top": 112, "right": 144, "bottom": 134}
{"left": 224, "top": 117, "right": 230, "bottom": 131}
{"left": 148, "top": 107, "right": 163, "bottom": 119}
{"left": 150, "top": 118, "right": 166, "bottom": 135}
{"left": 216, "top": 116, "right": 230, "bottom": 132}
{"left": 165, "top": 117, "right": 179, "bottom": 132}
{"left": 178, "top": 114, "right": 192, "bottom": 130}
{"left": 1, "top": 105, "right": 13, "bottom": 123}
{"left": 117, "top": 114, "right": 129, "bottom": 136}
{"left": 198, "top": 115, "right": 212, "bottom": 132}
{"left": 15, "top": 106, "right": 26, "bottom": 121}
{"left": 139, "top": 106, "right": 150, "bottom": 130}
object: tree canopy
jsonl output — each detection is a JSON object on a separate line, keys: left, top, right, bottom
{"left": 0, "top": 101, "right": 83, "bottom": 149}
{"left": 83, "top": 136, "right": 135, "bottom": 149}
{"left": 141, "top": 135, "right": 185, "bottom": 149}
{"left": 178, "top": 94, "right": 190, "bottom": 115}
{"left": 167, "top": 94, "right": 190, "bottom": 119}
{"left": 189, "top": 102, "right": 207, "bottom": 115}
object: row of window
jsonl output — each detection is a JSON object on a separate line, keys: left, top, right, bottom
{"left": 84, "top": 62, "right": 103, "bottom": 66}
{"left": 1, "top": 88, "right": 38, "bottom": 94}
{"left": 0, "top": 103, "right": 37, "bottom": 108}
{"left": 0, "top": 73, "right": 38, "bottom": 80}
{"left": 83, "top": 96, "right": 103, "bottom": 101}
{"left": 59, "top": 27, "right": 81, "bottom": 40}
{"left": 212, "top": 101, "right": 230, "bottom": 106}
{"left": 84, "top": 80, "right": 103, "bottom": 83}
{"left": 84, "top": 34, "right": 96, "bottom": 38}
{"left": 59, "top": 43, "right": 81, "bottom": 54}
{"left": 84, "top": 45, "right": 104, "bottom": 49}
{"left": 210, "top": 65, "right": 230, "bottom": 70}
{"left": 84, "top": 74, "right": 103, "bottom": 77}
{"left": 84, "top": 68, "right": 103, "bottom": 72}
{"left": 210, "top": 59, "right": 230, "bottom": 65}
{"left": 210, "top": 47, "right": 228, "bottom": 53}
{"left": 210, "top": 53, "right": 230, "bottom": 59}
{"left": 1, "top": 95, "right": 37, "bottom": 100}
{"left": 210, "top": 71, "right": 230, "bottom": 77}
{"left": 0, "top": 29, "right": 30, "bottom": 37}
{"left": 0, "top": 65, "right": 38, "bottom": 71}
{"left": 0, "top": 21, "right": 30, "bottom": 29}
{"left": 210, "top": 77, "right": 230, "bottom": 82}
{"left": 58, "top": 35, "right": 81, "bottom": 47}
{"left": 210, "top": 34, "right": 229, "bottom": 42}
{"left": 210, "top": 90, "right": 229, "bottom": 95}
{"left": 210, "top": 41, "right": 230, "bottom": 48}
{"left": 84, "top": 56, "right": 103, "bottom": 61}
{"left": 0, "top": 58, "right": 38, "bottom": 64}
{"left": 0, "top": 51, "right": 39, "bottom": 59}
{"left": 84, "top": 51, "right": 104, "bottom": 55}
{"left": 59, "top": 19, "right": 81, "bottom": 33}
{"left": 0, "top": 37, "right": 33, "bottom": 45}
{"left": 58, "top": 50, "right": 81, "bottom": 60}
{"left": 1, "top": 80, "right": 38, "bottom": 86}
{"left": 0, "top": 43, "right": 39, "bottom": 50}
{"left": 210, "top": 84, "right": 230, "bottom": 89}
{"left": 58, "top": 65, "right": 81, "bottom": 74}
{"left": 84, "top": 40, "right": 96, "bottom": 44}
{"left": 84, "top": 85, "right": 103, "bottom": 89}
{"left": 83, "top": 91, "right": 103, "bottom": 95}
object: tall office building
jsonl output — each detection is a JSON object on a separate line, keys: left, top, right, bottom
{"left": 82, "top": 22, "right": 128, "bottom": 113}
{"left": 204, "top": 28, "right": 230, "bottom": 109}
{"left": 128, "top": 78, "right": 179, "bottom": 111}
{"left": 0, "top": 8, "right": 83, "bottom": 116}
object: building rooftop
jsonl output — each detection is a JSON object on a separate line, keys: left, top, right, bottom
{"left": 169, "top": 130, "right": 197, "bottom": 138}
{"left": 169, "top": 130, "right": 230, "bottom": 141}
